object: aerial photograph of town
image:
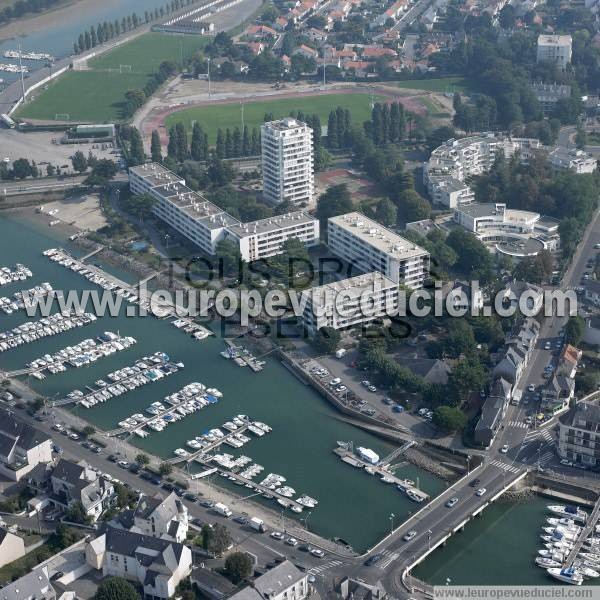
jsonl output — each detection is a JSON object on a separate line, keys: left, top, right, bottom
{"left": 0, "top": 0, "right": 599, "bottom": 597}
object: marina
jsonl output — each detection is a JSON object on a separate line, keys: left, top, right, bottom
{"left": 0, "top": 264, "right": 33, "bottom": 287}
{"left": 0, "top": 311, "right": 97, "bottom": 353}
{"left": 4, "top": 50, "right": 54, "bottom": 61}
{"left": 16, "top": 332, "right": 137, "bottom": 379}
{"left": 0, "top": 63, "right": 28, "bottom": 73}
{"left": 221, "top": 340, "right": 266, "bottom": 372}
{"left": 0, "top": 214, "right": 445, "bottom": 552}
{"left": 0, "top": 282, "right": 55, "bottom": 315}
{"left": 57, "top": 351, "right": 183, "bottom": 408}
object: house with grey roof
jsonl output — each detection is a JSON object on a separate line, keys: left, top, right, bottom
{"left": 85, "top": 526, "right": 192, "bottom": 599}
{"left": 0, "top": 566, "right": 55, "bottom": 600}
{"left": 493, "top": 318, "right": 540, "bottom": 385}
{"left": 227, "top": 561, "right": 308, "bottom": 600}
{"left": 133, "top": 492, "right": 189, "bottom": 543}
{"left": 474, "top": 377, "right": 512, "bottom": 447}
{"left": 50, "top": 459, "right": 114, "bottom": 522}
{"left": 0, "top": 409, "right": 53, "bottom": 481}
{"left": 0, "top": 526, "right": 25, "bottom": 568}
{"left": 542, "top": 374, "right": 575, "bottom": 416}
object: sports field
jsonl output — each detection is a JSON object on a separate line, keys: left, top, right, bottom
{"left": 165, "top": 92, "right": 385, "bottom": 143}
{"left": 18, "top": 33, "right": 208, "bottom": 122}
{"left": 396, "top": 77, "right": 472, "bottom": 94}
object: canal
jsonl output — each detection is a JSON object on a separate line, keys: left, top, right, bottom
{"left": 0, "top": 213, "right": 445, "bottom": 552}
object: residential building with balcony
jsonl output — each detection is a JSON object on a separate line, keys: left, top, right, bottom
{"left": 558, "top": 400, "right": 600, "bottom": 467}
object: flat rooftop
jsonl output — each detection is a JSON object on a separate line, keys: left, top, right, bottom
{"left": 227, "top": 211, "right": 316, "bottom": 237}
{"left": 263, "top": 117, "right": 308, "bottom": 131}
{"left": 129, "top": 163, "right": 184, "bottom": 188}
{"left": 538, "top": 34, "right": 572, "bottom": 46}
{"left": 456, "top": 203, "right": 539, "bottom": 221}
{"left": 329, "top": 212, "right": 428, "bottom": 260}
{"left": 303, "top": 271, "right": 397, "bottom": 307}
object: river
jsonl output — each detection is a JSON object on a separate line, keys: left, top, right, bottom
{"left": 0, "top": 0, "right": 169, "bottom": 85}
{"left": 0, "top": 212, "right": 445, "bottom": 552}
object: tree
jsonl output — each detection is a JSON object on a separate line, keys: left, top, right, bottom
{"left": 82, "top": 425, "right": 96, "bottom": 438}
{"left": 71, "top": 151, "right": 88, "bottom": 173}
{"left": 135, "top": 453, "right": 150, "bottom": 467}
{"left": 446, "top": 228, "right": 493, "bottom": 281}
{"left": 395, "top": 189, "right": 430, "bottom": 223}
{"left": 94, "top": 576, "right": 139, "bottom": 600}
{"left": 316, "top": 184, "right": 353, "bottom": 232}
{"left": 202, "top": 522, "right": 232, "bottom": 556}
{"left": 12, "top": 158, "right": 33, "bottom": 179}
{"left": 125, "top": 193, "right": 157, "bottom": 222}
{"left": 216, "top": 239, "right": 242, "bottom": 277}
{"left": 374, "top": 198, "right": 397, "bottom": 226}
{"left": 312, "top": 326, "right": 341, "bottom": 354}
{"left": 84, "top": 159, "right": 118, "bottom": 186}
{"left": 224, "top": 551, "right": 253, "bottom": 583}
{"left": 128, "top": 126, "right": 145, "bottom": 166}
{"left": 448, "top": 358, "right": 486, "bottom": 403}
{"left": 191, "top": 122, "right": 206, "bottom": 161}
{"left": 565, "top": 316, "right": 584, "bottom": 346}
{"left": 151, "top": 130, "right": 162, "bottom": 162}
{"left": 159, "top": 462, "right": 173, "bottom": 476}
{"left": 65, "top": 501, "right": 90, "bottom": 525}
{"left": 432, "top": 406, "right": 467, "bottom": 432}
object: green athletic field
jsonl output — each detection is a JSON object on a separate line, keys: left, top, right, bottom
{"left": 18, "top": 33, "right": 208, "bottom": 122}
{"left": 165, "top": 92, "right": 386, "bottom": 144}
{"left": 396, "top": 77, "right": 472, "bottom": 94}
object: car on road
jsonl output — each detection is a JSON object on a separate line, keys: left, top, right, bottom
{"left": 198, "top": 499, "right": 214, "bottom": 508}
{"left": 150, "top": 477, "right": 161, "bottom": 486}
{"left": 286, "top": 537, "right": 298, "bottom": 546}
{"left": 445, "top": 497, "right": 459, "bottom": 508}
{"left": 476, "top": 488, "right": 487, "bottom": 497}
{"left": 595, "top": 243, "right": 600, "bottom": 249}
{"left": 270, "top": 531, "right": 284, "bottom": 540}
{"left": 528, "top": 384, "right": 536, "bottom": 392}
{"left": 500, "top": 444, "right": 509, "bottom": 454}
{"left": 233, "top": 516, "right": 247, "bottom": 525}
{"left": 184, "top": 493, "right": 199, "bottom": 502}
{"left": 560, "top": 459, "right": 573, "bottom": 467}
{"left": 128, "top": 464, "right": 140, "bottom": 474}
{"left": 310, "top": 548, "right": 325, "bottom": 558}
{"left": 139, "top": 472, "right": 152, "bottom": 481}
{"left": 368, "top": 385, "right": 377, "bottom": 393}
{"left": 364, "top": 554, "right": 383, "bottom": 566}
{"left": 117, "top": 460, "right": 129, "bottom": 469}
{"left": 469, "top": 478, "right": 481, "bottom": 487}
{"left": 418, "top": 408, "right": 429, "bottom": 416}
{"left": 67, "top": 432, "right": 79, "bottom": 440}
{"left": 191, "top": 518, "right": 205, "bottom": 527}
{"left": 361, "top": 380, "right": 371, "bottom": 387}
{"left": 107, "top": 454, "right": 118, "bottom": 462}
{"left": 403, "top": 530, "right": 417, "bottom": 542}
{"left": 50, "top": 571, "right": 64, "bottom": 581}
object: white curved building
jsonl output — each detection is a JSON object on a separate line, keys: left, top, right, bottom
{"left": 424, "top": 133, "right": 542, "bottom": 208}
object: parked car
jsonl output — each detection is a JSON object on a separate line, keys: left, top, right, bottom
{"left": 560, "top": 459, "right": 573, "bottom": 467}
{"left": 310, "top": 548, "right": 325, "bottom": 558}
{"left": 286, "top": 537, "right": 298, "bottom": 546}
{"left": 364, "top": 554, "right": 383, "bottom": 566}
{"left": 270, "top": 531, "right": 284, "bottom": 540}
{"left": 469, "top": 478, "right": 481, "bottom": 487}
{"left": 500, "top": 444, "right": 509, "bottom": 454}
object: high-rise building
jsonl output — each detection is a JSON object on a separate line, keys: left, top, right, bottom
{"left": 261, "top": 118, "right": 314, "bottom": 205}
{"left": 536, "top": 35, "right": 572, "bottom": 71}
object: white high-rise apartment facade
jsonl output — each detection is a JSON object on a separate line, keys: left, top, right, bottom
{"left": 537, "top": 35, "right": 572, "bottom": 70}
{"left": 261, "top": 118, "right": 314, "bottom": 205}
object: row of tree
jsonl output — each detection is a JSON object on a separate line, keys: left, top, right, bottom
{"left": 365, "top": 102, "right": 407, "bottom": 146}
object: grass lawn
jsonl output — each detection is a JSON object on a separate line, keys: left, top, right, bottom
{"left": 18, "top": 33, "right": 209, "bottom": 123}
{"left": 397, "top": 76, "right": 472, "bottom": 94}
{"left": 165, "top": 92, "right": 385, "bottom": 144}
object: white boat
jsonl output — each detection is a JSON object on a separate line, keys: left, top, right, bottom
{"left": 546, "top": 567, "right": 583, "bottom": 585}
{"left": 547, "top": 517, "right": 576, "bottom": 527}
{"left": 535, "top": 557, "right": 562, "bottom": 569}
{"left": 405, "top": 489, "right": 425, "bottom": 503}
{"left": 573, "top": 563, "right": 600, "bottom": 579}
{"left": 548, "top": 505, "right": 588, "bottom": 524}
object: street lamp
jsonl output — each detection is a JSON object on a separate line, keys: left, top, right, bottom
{"left": 389, "top": 512, "right": 395, "bottom": 537}
{"left": 467, "top": 455, "right": 471, "bottom": 475}
{"left": 427, "top": 529, "right": 432, "bottom": 550}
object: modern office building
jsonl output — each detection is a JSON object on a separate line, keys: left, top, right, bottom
{"left": 261, "top": 118, "right": 314, "bottom": 206}
{"left": 453, "top": 203, "right": 560, "bottom": 257}
{"left": 424, "top": 134, "right": 542, "bottom": 208}
{"left": 301, "top": 271, "right": 399, "bottom": 333}
{"left": 129, "top": 163, "right": 319, "bottom": 261}
{"left": 537, "top": 34, "right": 572, "bottom": 70}
{"left": 327, "top": 212, "right": 430, "bottom": 288}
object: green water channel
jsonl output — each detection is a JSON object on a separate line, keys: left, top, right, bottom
{"left": 0, "top": 214, "right": 445, "bottom": 552}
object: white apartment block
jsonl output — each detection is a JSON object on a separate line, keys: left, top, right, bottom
{"left": 261, "top": 118, "right": 314, "bottom": 205}
{"left": 129, "top": 163, "right": 319, "bottom": 261}
{"left": 424, "top": 134, "right": 541, "bottom": 208}
{"left": 549, "top": 147, "right": 597, "bottom": 174}
{"left": 328, "top": 212, "right": 430, "bottom": 288}
{"left": 537, "top": 34, "right": 572, "bottom": 70}
{"left": 301, "top": 271, "right": 398, "bottom": 333}
{"left": 226, "top": 212, "right": 319, "bottom": 261}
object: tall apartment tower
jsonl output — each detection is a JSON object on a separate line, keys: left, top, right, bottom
{"left": 536, "top": 35, "right": 572, "bottom": 71}
{"left": 261, "top": 118, "right": 314, "bottom": 205}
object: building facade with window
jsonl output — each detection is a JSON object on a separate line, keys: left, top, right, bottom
{"left": 558, "top": 401, "right": 600, "bottom": 467}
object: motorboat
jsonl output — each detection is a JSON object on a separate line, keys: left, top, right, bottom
{"left": 548, "top": 505, "right": 588, "bottom": 524}
{"left": 406, "top": 489, "right": 425, "bottom": 503}
{"left": 546, "top": 567, "right": 583, "bottom": 585}
{"left": 573, "top": 562, "right": 600, "bottom": 579}
{"left": 535, "top": 557, "right": 562, "bottom": 569}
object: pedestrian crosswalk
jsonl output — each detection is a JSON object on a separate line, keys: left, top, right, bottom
{"left": 308, "top": 559, "right": 345, "bottom": 576}
{"left": 489, "top": 459, "right": 522, "bottom": 474}
{"left": 538, "top": 451, "right": 555, "bottom": 465}
{"left": 378, "top": 549, "right": 399, "bottom": 569}
{"left": 524, "top": 428, "right": 555, "bottom": 443}
{"left": 507, "top": 420, "right": 529, "bottom": 429}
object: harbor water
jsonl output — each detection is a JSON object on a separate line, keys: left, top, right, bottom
{"left": 0, "top": 214, "right": 445, "bottom": 552}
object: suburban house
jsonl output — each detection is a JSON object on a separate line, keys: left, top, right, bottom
{"left": 474, "top": 377, "right": 512, "bottom": 447}
{"left": 542, "top": 374, "right": 575, "bottom": 415}
{"left": 190, "top": 567, "right": 237, "bottom": 600}
{"left": 85, "top": 526, "right": 192, "bottom": 599}
{"left": 294, "top": 44, "right": 319, "bottom": 60}
{"left": 50, "top": 459, "right": 114, "bottom": 522}
{"left": 0, "top": 566, "right": 55, "bottom": 600}
{"left": 0, "top": 410, "right": 53, "bottom": 481}
{"left": 493, "top": 318, "right": 540, "bottom": 385}
{"left": 402, "top": 358, "right": 451, "bottom": 385}
{"left": 0, "top": 526, "right": 26, "bottom": 568}
{"left": 132, "top": 493, "right": 189, "bottom": 543}
{"left": 227, "top": 560, "right": 308, "bottom": 600}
